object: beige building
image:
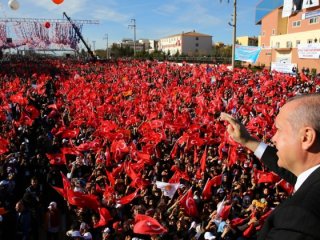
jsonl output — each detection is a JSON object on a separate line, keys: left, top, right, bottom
{"left": 255, "top": 1, "right": 320, "bottom": 73}
{"left": 236, "top": 36, "right": 258, "bottom": 46}
{"left": 159, "top": 30, "right": 212, "bottom": 56}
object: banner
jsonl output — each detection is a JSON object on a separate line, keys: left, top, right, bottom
{"left": 271, "top": 62, "right": 297, "bottom": 73}
{"left": 302, "top": 0, "right": 319, "bottom": 9}
{"left": 282, "top": 0, "right": 319, "bottom": 17}
{"left": 297, "top": 43, "right": 320, "bottom": 59}
{"left": 235, "top": 45, "right": 261, "bottom": 63}
{"left": 282, "top": 0, "right": 294, "bottom": 17}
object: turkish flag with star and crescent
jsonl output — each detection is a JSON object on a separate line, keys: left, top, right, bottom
{"left": 133, "top": 214, "right": 167, "bottom": 235}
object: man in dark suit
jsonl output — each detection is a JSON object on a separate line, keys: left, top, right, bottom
{"left": 220, "top": 93, "right": 320, "bottom": 239}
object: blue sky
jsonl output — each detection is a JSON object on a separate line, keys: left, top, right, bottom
{"left": 2, "top": 0, "right": 262, "bottom": 50}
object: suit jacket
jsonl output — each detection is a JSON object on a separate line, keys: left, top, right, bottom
{"left": 258, "top": 146, "right": 320, "bottom": 240}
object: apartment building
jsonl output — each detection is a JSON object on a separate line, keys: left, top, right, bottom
{"left": 158, "top": 30, "right": 212, "bottom": 56}
{"left": 256, "top": 0, "right": 320, "bottom": 73}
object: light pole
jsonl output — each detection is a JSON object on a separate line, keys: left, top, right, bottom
{"left": 222, "top": 0, "right": 237, "bottom": 70}
{"left": 128, "top": 19, "right": 136, "bottom": 57}
{"left": 92, "top": 40, "right": 96, "bottom": 52}
{"left": 104, "top": 33, "right": 109, "bottom": 59}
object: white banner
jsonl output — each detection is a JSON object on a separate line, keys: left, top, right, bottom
{"left": 271, "top": 62, "right": 297, "bottom": 74}
{"left": 282, "top": 0, "right": 294, "bottom": 17}
{"left": 297, "top": 43, "right": 320, "bottom": 59}
{"left": 302, "top": 0, "right": 319, "bottom": 9}
{"left": 282, "top": 0, "right": 319, "bottom": 18}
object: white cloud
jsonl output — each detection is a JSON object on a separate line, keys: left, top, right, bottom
{"left": 91, "top": 8, "right": 129, "bottom": 23}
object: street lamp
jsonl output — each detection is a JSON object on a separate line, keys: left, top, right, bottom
{"left": 104, "top": 33, "right": 109, "bottom": 59}
{"left": 221, "top": 0, "right": 237, "bottom": 70}
{"left": 128, "top": 19, "right": 136, "bottom": 57}
{"left": 92, "top": 40, "right": 96, "bottom": 52}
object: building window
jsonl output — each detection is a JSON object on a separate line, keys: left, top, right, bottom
{"left": 309, "top": 17, "right": 318, "bottom": 24}
{"left": 286, "top": 41, "right": 292, "bottom": 48}
{"left": 308, "top": 39, "right": 313, "bottom": 43}
{"left": 296, "top": 40, "right": 300, "bottom": 47}
{"left": 293, "top": 21, "right": 301, "bottom": 27}
{"left": 195, "top": 37, "right": 199, "bottom": 40}
{"left": 262, "top": 31, "right": 265, "bottom": 36}
{"left": 272, "top": 29, "right": 276, "bottom": 35}
{"left": 195, "top": 43, "right": 199, "bottom": 47}
{"left": 276, "top": 42, "right": 280, "bottom": 48}
{"left": 262, "top": 43, "right": 265, "bottom": 48}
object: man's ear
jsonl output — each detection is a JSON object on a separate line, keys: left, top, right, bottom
{"left": 301, "top": 127, "right": 317, "bottom": 150}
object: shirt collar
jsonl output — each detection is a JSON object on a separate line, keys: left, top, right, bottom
{"left": 294, "top": 164, "right": 320, "bottom": 192}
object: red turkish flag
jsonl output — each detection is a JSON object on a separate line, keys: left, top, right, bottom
{"left": 0, "top": 207, "right": 7, "bottom": 215}
{"left": 169, "top": 168, "right": 190, "bottom": 183}
{"left": 133, "top": 214, "right": 167, "bottom": 235}
{"left": 200, "top": 146, "right": 207, "bottom": 172}
{"left": 202, "top": 174, "right": 222, "bottom": 200}
{"left": 193, "top": 146, "right": 198, "bottom": 164}
{"left": 256, "top": 209, "right": 273, "bottom": 231}
{"left": 17, "top": 112, "right": 33, "bottom": 126}
{"left": 130, "top": 177, "right": 150, "bottom": 190}
{"left": 61, "top": 128, "right": 80, "bottom": 139}
{"left": 93, "top": 207, "right": 113, "bottom": 228}
{"left": 277, "top": 179, "right": 294, "bottom": 195}
{"left": 67, "top": 189, "right": 100, "bottom": 210}
{"left": 117, "top": 188, "right": 139, "bottom": 205}
{"left": 10, "top": 93, "right": 28, "bottom": 105}
{"left": 25, "top": 105, "right": 40, "bottom": 119}
{"left": 0, "top": 137, "right": 9, "bottom": 155}
{"left": 46, "top": 153, "right": 66, "bottom": 165}
{"left": 257, "top": 171, "right": 280, "bottom": 184}
{"left": 106, "top": 171, "right": 115, "bottom": 186}
{"left": 179, "top": 188, "right": 198, "bottom": 217}
{"left": 220, "top": 205, "right": 231, "bottom": 220}
{"left": 110, "top": 139, "right": 129, "bottom": 161}
{"left": 61, "top": 172, "right": 71, "bottom": 198}
{"left": 103, "top": 185, "right": 115, "bottom": 200}
{"left": 51, "top": 185, "right": 67, "bottom": 200}
{"left": 243, "top": 223, "right": 255, "bottom": 238}
{"left": 61, "top": 147, "right": 81, "bottom": 156}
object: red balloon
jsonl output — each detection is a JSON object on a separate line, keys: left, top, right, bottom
{"left": 52, "top": 0, "right": 64, "bottom": 4}
{"left": 44, "top": 22, "right": 51, "bottom": 29}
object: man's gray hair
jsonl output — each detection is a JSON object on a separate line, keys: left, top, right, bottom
{"left": 287, "top": 93, "right": 320, "bottom": 135}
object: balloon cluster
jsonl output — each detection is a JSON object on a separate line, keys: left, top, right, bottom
{"left": 7, "top": 0, "right": 64, "bottom": 11}
{"left": 8, "top": 0, "right": 19, "bottom": 10}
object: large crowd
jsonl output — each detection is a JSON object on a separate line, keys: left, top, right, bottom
{"left": 0, "top": 57, "right": 319, "bottom": 240}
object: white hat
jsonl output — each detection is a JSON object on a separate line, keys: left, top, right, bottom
{"left": 204, "top": 232, "right": 216, "bottom": 240}
{"left": 83, "top": 232, "right": 92, "bottom": 239}
{"left": 71, "top": 230, "right": 82, "bottom": 238}
{"left": 80, "top": 222, "right": 89, "bottom": 230}
{"left": 48, "top": 201, "right": 57, "bottom": 210}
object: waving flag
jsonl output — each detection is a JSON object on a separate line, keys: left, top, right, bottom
{"left": 202, "top": 174, "right": 222, "bottom": 200}
{"left": 93, "top": 207, "right": 113, "bottom": 228}
{"left": 67, "top": 189, "right": 100, "bottom": 210}
{"left": 117, "top": 188, "right": 139, "bottom": 205}
{"left": 156, "top": 181, "right": 180, "bottom": 199}
{"left": 179, "top": 188, "right": 198, "bottom": 217}
{"left": 133, "top": 214, "right": 167, "bottom": 235}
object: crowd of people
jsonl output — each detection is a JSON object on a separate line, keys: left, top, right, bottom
{"left": 0, "top": 57, "right": 319, "bottom": 240}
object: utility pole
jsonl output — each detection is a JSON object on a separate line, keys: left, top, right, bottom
{"left": 92, "top": 40, "right": 96, "bottom": 52}
{"left": 104, "top": 33, "right": 109, "bottom": 59}
{"left": 232, "top": 0, "right": 237, "bottom": 70}
{"left": 222, "top": 0, "right": 237, "bottom": 70}
{"left": 128, "top": 19, "right": 136, "bottom": 57}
